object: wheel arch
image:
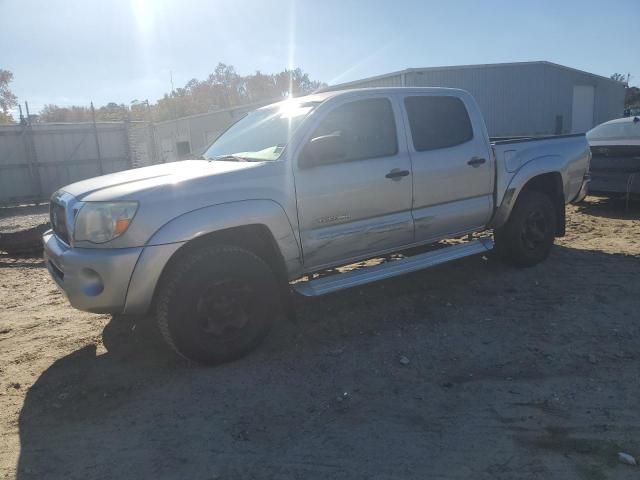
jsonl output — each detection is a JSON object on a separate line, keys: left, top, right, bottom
{"left": 491, "top": 161, "right": 566, "bottom": 236}
{"left": 123, "top": 200, "right": 302, "bottom": 315}
{"left": 159, "top": 223, "right": 290, "bottom": 287}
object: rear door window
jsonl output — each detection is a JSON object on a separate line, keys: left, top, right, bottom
{"left": 404, "top": 96, "right": 473, "bottom": 151}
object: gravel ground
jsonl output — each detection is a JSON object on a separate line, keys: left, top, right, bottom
{"left": 0, "top": 197, "right": 639, "bottom": 480}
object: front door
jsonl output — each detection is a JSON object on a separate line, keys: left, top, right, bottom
{"left": 294, "top": 95, "right": 414, "bottom": 270}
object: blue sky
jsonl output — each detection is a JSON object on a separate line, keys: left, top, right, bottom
{"left": 1, "top": 0, "right": 638, "bottom": 114}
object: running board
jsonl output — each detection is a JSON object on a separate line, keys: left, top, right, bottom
{"left": 293, "top": 238, "right": 494, "bottom": 297}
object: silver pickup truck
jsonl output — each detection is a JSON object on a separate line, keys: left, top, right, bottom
{"left": 43, "top": 87, "right": 590, "bottom": 363}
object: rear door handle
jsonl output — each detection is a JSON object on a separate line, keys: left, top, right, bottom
{"left": 467, "top": 157, "right": 486, "bottom": 167}
{"left": 385, "top": 169, "right": 410, "bottom": 180}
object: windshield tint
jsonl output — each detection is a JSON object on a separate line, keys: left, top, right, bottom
{"left": 587, "top": 120, "right": 640, "bottom": 141}
{"left": 204, "top": 101, "right": 317, "bottom": 161}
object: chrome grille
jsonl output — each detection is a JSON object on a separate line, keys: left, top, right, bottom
{"left": 50, "top": 200, "right": 70, "bottom": 244}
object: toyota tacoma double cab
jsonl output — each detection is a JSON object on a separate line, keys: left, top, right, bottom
{"left": 44, "top": 87, "right": 591, "bottom": 364}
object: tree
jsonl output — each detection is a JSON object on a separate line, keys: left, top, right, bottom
{"left": 151, "top": 63, "right": 326, "bottom": 121}
{"left": 35, "top": 64, "right": 327, "bottom": 123}
{"left": 610, "top": 72, "right": 628, "bottom": 84}
{"left": 611, "top": 73, "right": 639, "bottom": 108}
{"left": 39, "top": 105, "right": 92, "bottom": 122}
{"left": 96, "top": 102, "right": 127, "bottom": 121}
{"left": 0, "top": 69, "right": 18, "bottom": 124}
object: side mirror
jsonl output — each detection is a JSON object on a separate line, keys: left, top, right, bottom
{"left": 299, "top": 133, "right": 345, "bottom": 168}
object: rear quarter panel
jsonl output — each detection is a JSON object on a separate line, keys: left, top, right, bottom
{"left": 491, "top": 135, "right": 590, "bottom": 228}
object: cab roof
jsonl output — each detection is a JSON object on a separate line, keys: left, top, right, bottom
{"left": 261, "top": 87, "right": 468, "bottom": 109}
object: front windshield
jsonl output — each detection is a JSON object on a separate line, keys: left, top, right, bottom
{"left": 204, "top": 101, "right": 317, "bottom": 161}
{"left": 587, "top": 120, "right": 640, "bottom": 141}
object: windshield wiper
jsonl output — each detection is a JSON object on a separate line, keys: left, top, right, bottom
{"left": 209, "top": 154, "right": 250, "bottom": 162}
{"left": 212, "top": 154, "right": 246, "bottom": 162}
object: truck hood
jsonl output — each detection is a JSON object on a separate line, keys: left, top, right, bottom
{"left": 61, "top": 160, "right": 264, "bottom": 201}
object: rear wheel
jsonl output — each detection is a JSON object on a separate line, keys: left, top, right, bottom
{"left": 494, "top": 191, "right": 557, "bottom": 267}
{"left": 155, "top": 245, "right": 281, "bottom": 364}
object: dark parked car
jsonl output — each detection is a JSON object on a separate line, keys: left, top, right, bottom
{"left": 586, "top": 116, "right": 640, "bottom": 199}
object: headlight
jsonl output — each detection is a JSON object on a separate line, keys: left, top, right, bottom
{"left": 74, "top": 202, "right": 138, "bottom": 243}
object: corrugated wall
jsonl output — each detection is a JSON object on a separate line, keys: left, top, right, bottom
{"left": 408, "top": 63, "right": 624, "bottom": 136}
{"left": 323, "top": 74, "right": 405, "bottom": 91}
{"left": 408, "top": 64, "right": 550, "bottom": 136}
{"left": 0, "top": 122, "right": 131, "bottom": 204}
{"left": 329, "top": 63, "right": 625, "bottom": 137}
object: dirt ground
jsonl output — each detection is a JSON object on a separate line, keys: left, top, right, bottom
{"left": 0, "top": 204, "right": 49, "bottom": 234}
{"left": 1, "top": 197, "right": 639, "bottom": 480}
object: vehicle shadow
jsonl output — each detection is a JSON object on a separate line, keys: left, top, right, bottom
{"left": 576, "top": 195, "right": 640, "bottom": 220}
{"left": 0, "top": 203, "right": 49, "bottom": 221}
{"left": 0, "top": 254, "right": 45, "bottom": 269}
{"left": 15, "top": 245, "right": 640, "bottom": 479}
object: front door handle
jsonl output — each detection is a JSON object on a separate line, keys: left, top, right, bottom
{"left": 385, "top": 169, "right": 410, "bottom": 180}
{"left": 467, "top": 157, "right": 486, "bottom": 167}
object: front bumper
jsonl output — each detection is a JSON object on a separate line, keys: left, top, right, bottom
{"left": 43, "top": 230, "right": 142, "bottom": 313}
{"left": 588, "top": 171, "right": 640, "bottom": 195}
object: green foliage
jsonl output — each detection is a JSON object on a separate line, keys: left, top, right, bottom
{"left": 0, "top": 69, "right": 18, "bottom": 124}
{"left": 610, "top": 72, "right": 627, "bottom": 84}
{"left": 38, "top": 64, "right": 326, "bottom": 123}
{"left": 39, "top": 105, "right": 92, "bottom": 122}
{"left": 38, "top": 102, "right": 149, "bottom": 123}
{"left": 610, "top": 73, "right": 639, "bottom": 108}
{"left": 152, "top": 63, "right": 325, "bottom": 121}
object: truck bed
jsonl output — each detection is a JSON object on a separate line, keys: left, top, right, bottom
{"left": 491, "top": 133, "right": 590, "bottom": 209}
{"left": 490, "top": 133, "right": 586, "bottom": 145}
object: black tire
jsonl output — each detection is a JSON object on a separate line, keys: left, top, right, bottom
{"left": 494, "top": 191, "right": 557, "bottom": 267}
{"left": 155, "top": 245, "right": 281, "bottom": 365}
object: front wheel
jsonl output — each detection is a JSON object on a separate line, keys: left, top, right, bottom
{"left": 155, "top": 245, "right": 281, "bottom": 364}
{"left": 494, "top": 191, "right": 557, "bottom": 267}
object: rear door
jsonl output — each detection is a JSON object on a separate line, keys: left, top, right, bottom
{"left": 293, "top": 94, "right": 414, "bottom": 270}
{"left": 401, "top": 93, "right": 494, "bottom": 242}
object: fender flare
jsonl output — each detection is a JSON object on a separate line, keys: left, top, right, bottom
{"left": 123, "top": 199, "right": 302, "bottom": 315}
{"left": 490, "top": 155, "right": 565, "bottom": 229}
{"left": 147, "top": 198, "right": 302, "bottom": 272}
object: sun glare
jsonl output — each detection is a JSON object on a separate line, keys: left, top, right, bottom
{"left": 278, "top": 101, "right": 312, "bottom": 119}
{"left": 131, "top": 0, "right": 154, "bottom": 35}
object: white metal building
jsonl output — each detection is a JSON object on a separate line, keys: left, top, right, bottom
{"left": 324, "top": 61, "right": 625, "bottom": 137}
{"left": 153, "top": 100, "right": 273, "bottom": 162}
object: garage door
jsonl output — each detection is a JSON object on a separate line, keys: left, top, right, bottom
{"left": 571, "top": 85, "right": 595, "bottom": 133}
